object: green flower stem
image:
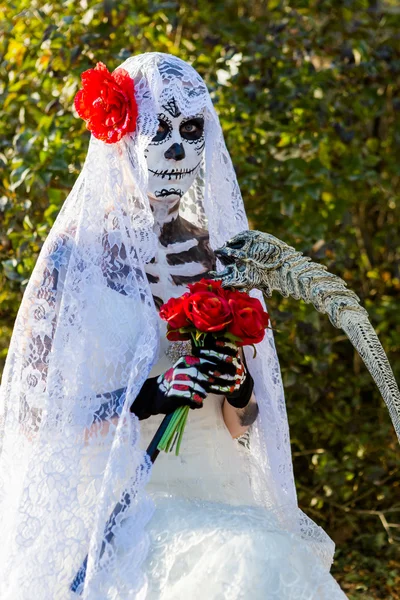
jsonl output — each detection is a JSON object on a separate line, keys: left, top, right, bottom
{"left": 160, "top": 411, "right": 179, "bottom": 446}
{"left": 175, "top": 406, "right": 189, "bottom": 455}
{"left": 157, "top": 406, "right": 185, "bottom": 452}
{"left": 158, "top": 409, "right": 180, "bottom": 452}
{"left": 167, "top": 408, "right": 187, "bottom": 452}
{"left": 168, "top": 405, "right": 190, "bottom": 454}
{"left": 171, "top": 406, "right": 189, "bottom": 448}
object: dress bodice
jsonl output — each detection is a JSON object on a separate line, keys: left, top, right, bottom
{"left": 140, "top": 327, "right": 256, "bottom": 507}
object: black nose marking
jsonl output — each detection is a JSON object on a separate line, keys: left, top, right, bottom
{"left": 164, "top": 143, "right": 185, "bottom": 161}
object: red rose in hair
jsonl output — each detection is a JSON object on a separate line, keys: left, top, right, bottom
{"left": 183, "top": 291, "right": 233, "bottom": 333}
{"left": 74, "top": 62, "right": 138, "bottom": 144}
{"left": 159, "top": 295, "right": 191, "bottom": 341}
{"left": 226, "top": 292, "right": 270, "bottom": 345}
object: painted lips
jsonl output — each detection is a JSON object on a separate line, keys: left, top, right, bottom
{"left": 155, "top": 188, "right": 184, "bottom": 198}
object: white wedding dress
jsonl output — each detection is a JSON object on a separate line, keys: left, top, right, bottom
{"left": 105, "top": 332, "right": 348, "bottom": 600}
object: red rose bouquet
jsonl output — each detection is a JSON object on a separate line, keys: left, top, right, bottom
{"left": 157, "top": 279, "right": 270, "bottom": 454}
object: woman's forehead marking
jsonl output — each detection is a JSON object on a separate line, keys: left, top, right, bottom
{"left": 162, "top": 98, "right": 181, "bottom": 119}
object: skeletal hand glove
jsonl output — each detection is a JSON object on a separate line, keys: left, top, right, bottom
{"left": 129, "top": 355, "right": 209, "bottom": 420}
{"left": 191, "top": 337, "right": 254, "bottom": 409}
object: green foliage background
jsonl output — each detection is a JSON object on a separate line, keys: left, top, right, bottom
{"left": 1, "top": 1, "right": 400, "bottom": 597}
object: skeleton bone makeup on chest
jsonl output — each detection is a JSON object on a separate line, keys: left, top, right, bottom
{"left": 144, "top": 98, "right": 214, "bottom": 308}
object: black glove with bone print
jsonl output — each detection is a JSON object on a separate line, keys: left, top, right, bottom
{"left": 130, "top": 339, "right": 254, "bottom": 420}
{"left": 130, "top": 354, "right": 211, "bottom": 420}
{"left": 191, "top": 337, "right": 254, "bottom": 409}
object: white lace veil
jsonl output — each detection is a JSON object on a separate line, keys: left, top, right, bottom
{"left": 0, "top": 52, "right": 334, "bottom": 600}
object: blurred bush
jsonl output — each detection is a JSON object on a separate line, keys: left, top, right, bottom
{"left": 1, "top": 0, "right": 399, "bottom": 597}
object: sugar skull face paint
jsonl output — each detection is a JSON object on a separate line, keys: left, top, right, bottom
{"left": 145, "top": 98, "right": 205, "bottom": 204}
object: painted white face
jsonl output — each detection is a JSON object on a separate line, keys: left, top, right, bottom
{"left": 145, "top": 98, "right": 205, "bottom": 205}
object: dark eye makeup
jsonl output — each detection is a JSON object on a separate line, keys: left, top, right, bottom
{"left": 151, "top": 114, "right": 205, "bottom": 144}
{"left": 180, "top": 117, "right": 204, "bottom": 141}
{"left": 152, "top": 118, "right": 171, "bottom": 143}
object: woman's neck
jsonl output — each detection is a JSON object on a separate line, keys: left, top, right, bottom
{"left": 150, "top": 197, "right": 181, "bottom": 236}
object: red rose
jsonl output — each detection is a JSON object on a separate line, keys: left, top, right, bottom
{"left": 74, "top": 62, "right": 138, "bottom": 144}
{"left": 159, "top": 295, "right": 192, "bottom": 341}
{"left": 187, "top": 278, "right": 225, "bottom": 296}
{"left": 226, "top": 292, "right": 270, "bottom": 346}
{"left": 160, "top": 295, "right": 189, "bottom": 329}
{"left": 183, "top": 291, "right": 233, "bottom": 333}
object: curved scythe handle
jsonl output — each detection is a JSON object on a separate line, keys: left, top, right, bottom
{"left": 214, "top": 230, "right": 400, "bottom": 445}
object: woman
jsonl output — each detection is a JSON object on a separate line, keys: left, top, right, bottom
{"left": 0, "top": 53, "right": 347, "bottom": 599}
